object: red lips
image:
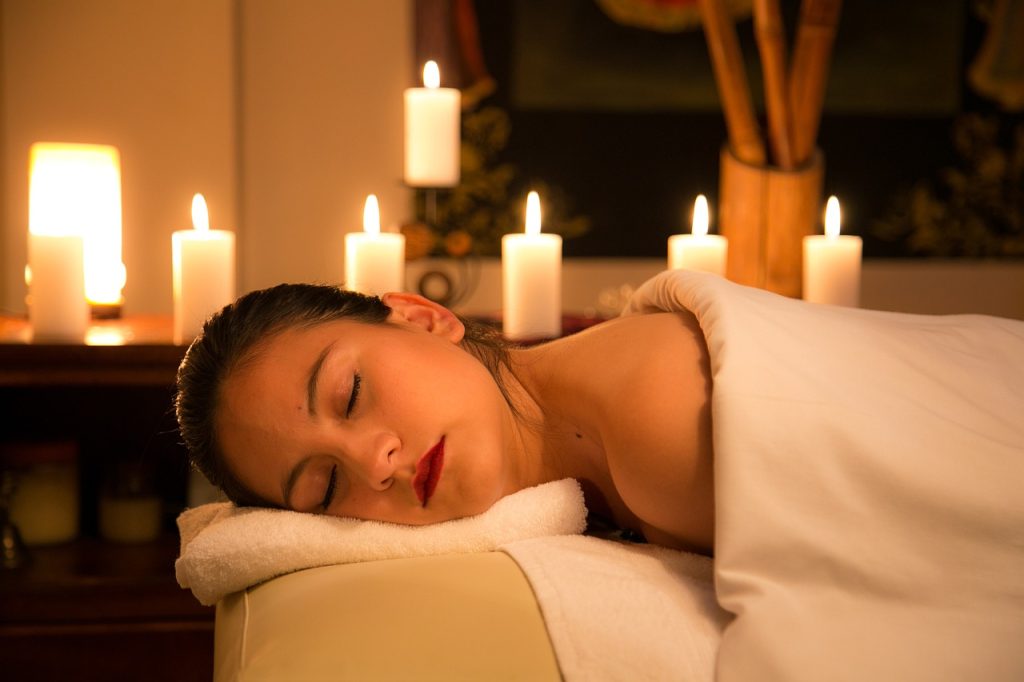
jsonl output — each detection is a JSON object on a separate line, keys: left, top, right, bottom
{"left": 413, "top": 437, "right": 445, "bottom": 507}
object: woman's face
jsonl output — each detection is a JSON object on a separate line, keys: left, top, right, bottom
{"left": 215, "top": 293, "right": 518, "bottom": 525}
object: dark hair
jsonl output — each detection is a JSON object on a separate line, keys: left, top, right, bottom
{"left": 174, "top": 283, "right": 512, "bottom": 508}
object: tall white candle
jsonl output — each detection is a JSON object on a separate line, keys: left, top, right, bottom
{"left": 502, "top": 191, "right": 562, "bottom": 340}
{"left": 345, "top": 194, "right": 406, "bottom": 296}
{"left": 668, "top": 194, "right": 728, "bottom": 276}
{"left": 172, "top": 194, "right": 236, "bottom": 345}
{"left": 404, "top": 60, "right": 461, "bottom": 188}
{"left": 803, "top": 196, "right": 862, "bottom": 306}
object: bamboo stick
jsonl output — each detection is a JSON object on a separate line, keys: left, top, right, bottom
{"left": 753, "top": 0, "right": 794, "bottom": 168}
{"left": 698, "top": 0, "right": 766, "bottom": 166}
{"left": 788, "top": 0, "right": 842, "bottom": 165}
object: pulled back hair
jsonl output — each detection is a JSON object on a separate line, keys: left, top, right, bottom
{"left": 174, "top": 283, "right": 512, "bottom": 508}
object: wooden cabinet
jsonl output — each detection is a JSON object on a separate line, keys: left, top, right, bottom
{"left": 0, "top": 316, "right": 214, "bottom": 681}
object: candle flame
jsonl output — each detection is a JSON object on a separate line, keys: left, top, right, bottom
{"left": 363, "top": 194, "right": 381, "bottom": 235}
{"left": 423, "top": 60, "right": 440, "bottom": 89}
{"left": 825, "top": 195, "right": 841, "bottom": 238}
{"left": 525, "top": 191, "right": 541, "bottom": 236}
{"left": 692, "top": 194, "right": 709, "bottom": 237}
{"left": 192, "top": 193, "right": 210, "bottom": 232}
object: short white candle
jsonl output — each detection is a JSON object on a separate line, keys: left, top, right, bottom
{"left": 172, "top": 194, "right": 236, "bottom": 345}
{"left": 502, "top": 191, "right": 562, "bottom": 340}
{"left": 26, "top": 233, "right": 88, "bottom": 341}
{"left": 668, "top": 194, "right": 728, "bottom": 276}
{"left": 803, "top": 196, "right": 862, "bottom": 306}
{"left": 404, "top": 60, "right": 461, "bottom": 188}
{"left": 345, "top": 194, "right": 406, "bottom": 296}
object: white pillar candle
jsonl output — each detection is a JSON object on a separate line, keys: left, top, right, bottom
{"left": 668, "top": 194, "right": 728, "bottom": 276}
{"left": 345, "top": 194, "right": 406, "bottom": 296}
{"left": 404, "top": 60, "right": 461, "bottom": 188}
{"left": 803, "top": 196, "right": 862, "bottom": 306}
{"left": 172, "top": 194, "right": 236, "bottom": 345}
{"left": 26, "top": 234, "right": 88, "bottom": 341}
{"left": 502, "top": 191, "right": 562, "bottom": 340}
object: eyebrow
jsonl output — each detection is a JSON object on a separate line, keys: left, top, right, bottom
{"left": 282, "top": 341, "right": 336, "bottom": 508}
{"left": 306, "top": 341, "right": 336, "bottom": 417}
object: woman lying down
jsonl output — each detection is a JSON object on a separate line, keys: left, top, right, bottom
{"left": 176, "top": 271, "right": 715, "bottom": 555}
{"left": 176, "top": 269, "right": 1024, "bottom": 679}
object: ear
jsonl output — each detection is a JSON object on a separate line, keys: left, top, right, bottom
{"left": 380, "top": 292, "right": 465, "bottom": 343}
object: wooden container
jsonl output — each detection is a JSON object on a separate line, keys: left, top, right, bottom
{"left": 718, "top": 146, "right": 823, "bottom": 297}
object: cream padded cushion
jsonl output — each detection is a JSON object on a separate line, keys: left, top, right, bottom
{"left": 214, "top": 552, "right": 560, "bottom": 681}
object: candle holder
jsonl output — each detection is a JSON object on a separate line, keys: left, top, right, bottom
{"left": 406, "top": 184, "right": 482, "bottom": 308}
{"left": 413, "top": 256, "right": 482, "bottom": 309}
{"left": 90, "top": 302, "right": 123, "bottom": 320}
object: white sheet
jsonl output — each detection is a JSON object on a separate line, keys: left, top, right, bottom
{"left": 503, "top": 536, "right": 729, "bottom": 682}
{"left": 623, "top": 270, "right": 1024, "bottom": 681}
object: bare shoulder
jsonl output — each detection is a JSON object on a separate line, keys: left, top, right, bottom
{"left": 556, "top": 312, "right": 716, "bottom": 552}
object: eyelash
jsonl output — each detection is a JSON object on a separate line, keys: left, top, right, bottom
{"left": 321, "top": 465, "right": 337, "bottom": 510}
{"left": 346, "top": 373, "right": 361, "bottom": 417}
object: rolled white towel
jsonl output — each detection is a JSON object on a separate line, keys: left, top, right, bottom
{"left": 176, "top": 478, "right": 587, "bottom": 605}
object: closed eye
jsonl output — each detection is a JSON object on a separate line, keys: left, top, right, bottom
{"left": 321, "top": 465, "right": 337, "bottom": 510}
{"left": 346, "top": 373, "right": 361, "bottom": 417}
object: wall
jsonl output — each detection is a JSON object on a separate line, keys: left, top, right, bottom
{"left": 407, "top": 258, "right": 1024, "bottom": 321}
{"left": 1, "top": 0, "right": 411, "bottom": 315}
{"left": 239, "top": 0, "right": 409, "bottom": 292}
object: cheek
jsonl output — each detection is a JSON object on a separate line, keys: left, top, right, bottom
{"left": 337, "top": 490, "right": 393, "bottom": 520}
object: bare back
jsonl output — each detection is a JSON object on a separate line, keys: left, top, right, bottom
{"left": 515, "top": 312, "right": 715, "bottom": 554}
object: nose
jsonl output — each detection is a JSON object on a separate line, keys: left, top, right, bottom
{"left": 348, "top": 430, "right": 400, "bottom": 490}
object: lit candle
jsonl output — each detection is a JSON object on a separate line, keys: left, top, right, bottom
{"left": 803, "top": 196, "right": 862, "bottom": 306}
{"left": 172, "top": 194, "right": 236, "bottom": 345}
{"left": 502, "top": 191, "right": 562, "bottom": 340}
{"left": 344, "top": 194, "right": 406, "bottom": 296}
{"left": 404, "top": 60, "right": 461, "bottom": 188}
{"left": 668, "top": 194, "right": 728, "bottom": 276}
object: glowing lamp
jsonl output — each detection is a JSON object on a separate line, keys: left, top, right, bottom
{"left": 29, "top": 142, "right": 124, "bottom": 314}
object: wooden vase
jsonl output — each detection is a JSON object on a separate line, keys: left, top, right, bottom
{"left": 718, "top": 146, "right": 823, "bottom": 298}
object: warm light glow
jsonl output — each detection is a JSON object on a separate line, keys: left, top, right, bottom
{"left": 692, "top": 195, "right": 709, "bottom": 237}
{"left": 423, "top": 61, "right": 440, "bottom": 89}
{"left": 85, "top": 326, "right": 129, "bottom": 346}
{"left": 29, "top": 142, "right": 123, "bottom": 305}
{"left": 825, "top": 195, "right": 841, "bottom": 238}
{"left": 191, "top": 193, "right": 210, "bottom": 232}
{"left": 363, "top": 194, "right": 381, "bottom": 235}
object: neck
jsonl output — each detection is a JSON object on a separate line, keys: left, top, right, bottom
{"left": 498, "top": 342, "right": 626, "bottom": 523}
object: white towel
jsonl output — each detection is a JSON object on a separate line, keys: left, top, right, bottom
{"left": 175, "top": 478, "right": 586, "bottom": 606}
